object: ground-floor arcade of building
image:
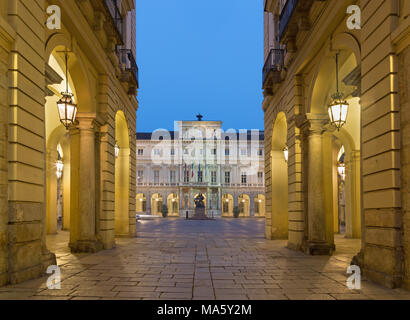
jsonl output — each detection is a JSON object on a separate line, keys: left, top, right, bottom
{"left": 135, "top": 187, "right": 266, "bottom": 218}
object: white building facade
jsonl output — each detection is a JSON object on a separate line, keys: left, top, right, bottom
{"left": 135, "top": 118, "right": 265, "bottom": 218}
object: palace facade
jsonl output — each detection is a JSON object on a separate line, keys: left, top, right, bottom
{"left": 263, "top": 0, "right": 410, "bottom": 289}
{"left": 135, "top": 118, "right": 265, "bottom": 218}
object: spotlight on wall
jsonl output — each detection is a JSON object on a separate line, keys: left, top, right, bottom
{"left": 338, "top": 162, "right": 346, "bottom": 181}
{"left": 56, "top": 159, "right": 64, "bottom": 179}
{"left": 115, "top": 142, "right": 120, "bottom": 158}
{"left": 57, "top": 51, "right": 77, "bottom": 130}
{"left": 328, "top": 53, "right": 349, "bottom": 130}
{"left": 283, "top": 146, "right": 289, "bottom": 162}
{"left": 258, "top": 199, "right": 262, "bottom": 203}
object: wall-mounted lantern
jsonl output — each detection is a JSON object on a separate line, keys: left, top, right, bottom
{"left": 283, "top": 146, "right": 289, "bottom": 163}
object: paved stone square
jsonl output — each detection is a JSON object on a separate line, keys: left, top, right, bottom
{"left": 1, "top": 218, "right": 410, "bottom": 300}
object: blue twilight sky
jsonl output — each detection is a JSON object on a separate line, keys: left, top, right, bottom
{"left": 135, "top": 0, "right": 264, "bottom": 132}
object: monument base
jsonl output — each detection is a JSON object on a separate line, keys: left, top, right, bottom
{"left": 190, "top": 207, "right": 214, "bottom": 220}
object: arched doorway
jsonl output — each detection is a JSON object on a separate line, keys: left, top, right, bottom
{"left": 221, "top": 194, "right": 234, "bottom": 217}
{"left": 306, "top": 35, "right": 361, "bottom": 253}
{"left": 114, "top": 111, "right": 131, "bottom": 236}
{"left": 151, "top": 193, "right": 163, "bottom": 216}
{"left": 136, "top": 193, "right": 147, "bottom": 213}
{"left": 167, "top": 193, "right": 179, "bottom": 216}
{"left": 45, "top": 49, "right": 77, "bottom": 242}
{"left": 268, "top": 112, "right": 288, "bottom": 239}
{"left": 238, "top": 194, "right": 250, "bottom": 217}
{"left": 254, "top": 194, "right": 266, "bottom": 217}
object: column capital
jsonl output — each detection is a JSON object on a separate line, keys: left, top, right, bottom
{"left": 298, "top": 113, "right": 329, "bottom": 135}
{"left": 76, "top": 113, "right": 97, "bottom": 131}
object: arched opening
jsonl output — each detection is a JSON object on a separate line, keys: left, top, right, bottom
{"left": 114, "top": 110, "right": 131, "bottom": 236}
{"left": 136, "top": 193, "right": 147, "bottom": 214}
{"left": 221, "top": 194, "right": 234, "bottom": 217}
{"left": 308, "top": 37, "right": 361, "bottom": 251}
{"left": 238, "top": 194, "right": 250, "bottom": 217}
{"left": 268, "top": 112, "right": 288, "bottom": 239}
{"left": 45, "top": 48, "right": 78, "bottom": 247}
{"left": 151, "top": 193, "right": 163, "bottom": 216}
{"left": 254, "top": 194, "right": 266, "bottom": 217}
{"left": 167, "top": 193, "right": 179, "bottom": 216}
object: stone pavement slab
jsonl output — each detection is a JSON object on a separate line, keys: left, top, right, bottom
{"left": 2, "top": 219, "right": 410, "bottom": 300}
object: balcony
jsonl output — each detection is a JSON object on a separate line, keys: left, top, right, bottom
{"left": 279, "top": 0, "right": 298, "bottom": 40}
{"left": 262, "top": 49, "right": 284, "bottom": 91}
{"left": 117, "top": 48, "right": 139, "bottom": 93}
{"left": 279, "top": 0, "right": 321, "bottom": 42}
{"left": 103, "top": 0, "right": 124, "bottom": 44}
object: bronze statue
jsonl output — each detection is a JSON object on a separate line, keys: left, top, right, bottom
{"left": 194, "top": 193, "right": 205, "bottom": 208}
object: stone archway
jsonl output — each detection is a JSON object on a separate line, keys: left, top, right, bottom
{"left": 254, "top": 194, "right": 266, "bottom": 217}
{"left": 238, "top": 194, "right": 251, "bottom": 217}
{"left": 114, "top": 110, "right": 131, "bottom": 236}
{"left": 151, "top": 193, "right": 163, "bottom": 216}
{"left": 302, "top": 38, "right": 361, "bottom": 254}
{"left": 167, "top": 193, "right": 179, "bottom": 217}
{"left": 222, "top": 194, "right": 234, "bottom": 217}
{"left": 136, "top": 193, "right": 147, "bottom": 213}
{"left": 267, "top": 111, "right": 288, "bottom": 239}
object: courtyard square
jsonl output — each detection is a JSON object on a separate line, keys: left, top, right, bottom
{"left": 1, "top": 219, "right": 409, "bottom": 300}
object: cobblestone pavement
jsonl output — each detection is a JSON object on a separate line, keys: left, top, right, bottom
{"left": 2, "top": 218, "right": 410, "bottom": 300}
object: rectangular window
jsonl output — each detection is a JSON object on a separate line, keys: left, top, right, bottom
{"left": 241, "top": 149, "right": 247, "bottom": 156}
{"left": 138, "top": 149, "right": 144, "bottom": 156}
{"left": 258, "top": 149, "right": 263, "bottom": 156}
{"left": 184, "top": 169, "right": 190, "bottom": 183}
{"left": 258, "top": 172, "right": 263, "bottom": 182}
{"left": 211, "top": 171, "right": 217, "bottom": 184}
{"left": 154, "top": 149, "right": 161, "bottom": 156}
{"left": 223, "top": 202, "right": 229, "bottom": 213}
{"left": 211, "top": 148, "right": 217, "bottom": 155}
{"left": 225, "top": 171, "right": 230, "bottom": 184}
{"left": 170, "top": 148, "right": 175, "bottom": 156}
{"left": 170, "top": 170, "right": 176, "bottom": 184}
{"left": 154, "top": 170, "right": 160, "bottom": 184}
{"left": 137, "top": 170, "right": 144, "bottom": 183}
{"left": 225, "top": 148, "right": 230, "bottom": 156}
{"left": 241, "top": 173, "right": 247, "bottom": 184}
{"left": 198, "top": 171, "right": 203, "bottom": 183}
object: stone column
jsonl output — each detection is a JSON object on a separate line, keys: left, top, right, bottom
{"left": 69, "top": 116, "right": 103, "bottom": 253}
{"left": 303, "top": 116, "right": 334, "bottom": 255}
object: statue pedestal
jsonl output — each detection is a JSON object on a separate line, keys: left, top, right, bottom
{"left": 191, "top": 207, "right": 212, "bottom": 220}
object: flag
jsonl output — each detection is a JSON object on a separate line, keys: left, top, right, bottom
{"left": 191, "top": 163, "right": 194, "bottom": 178}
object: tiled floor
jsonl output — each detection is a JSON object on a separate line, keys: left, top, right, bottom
{"left": 1, "top": 218, "right": 410, "bottom": 300}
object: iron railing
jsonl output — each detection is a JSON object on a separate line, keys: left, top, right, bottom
{"left": 279, "top": 0, "right": 298, "bottom": 40}
{"left": 117, "top": 48, "right": 139, "bottom": 88}
{"left": 262, "top": 49, "right": 284, "bottom": 85}
{"left": 104, "top": 0, "right": 124, "bottom": 43}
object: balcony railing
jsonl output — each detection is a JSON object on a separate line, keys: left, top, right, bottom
{"left": 262, "top": 49, "right": 284, "bottom": 87}
{"left": 117, "top": 48, "right": 139, "bottom": 89}
{"left": 279, "top": 0, "right": 298, "bottom": 40}
{"left": 104, "top": 0, "right": 124, "bottom": 44}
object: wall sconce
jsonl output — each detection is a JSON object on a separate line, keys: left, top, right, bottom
{"left": 283, "top": 146, "right": 289, "bottom": 162}
{"left": 56, "top": 159, "right": 64, "bottom": 179}
{"left": 115, "top": 142, "right": 120, "bottom": 158}
{"left": 338, "top": 162, "right": 346, "bottom": 181}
